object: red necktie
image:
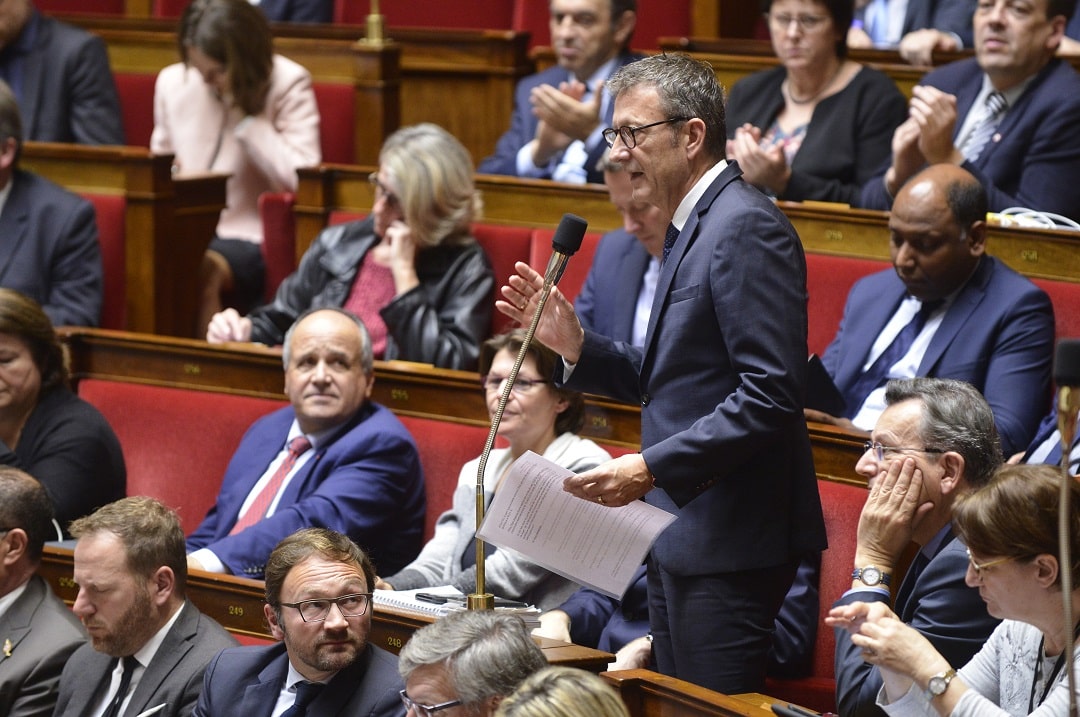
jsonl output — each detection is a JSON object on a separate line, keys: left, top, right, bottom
{"left": 229, "top": 436, "right": 312, "bottom": 535}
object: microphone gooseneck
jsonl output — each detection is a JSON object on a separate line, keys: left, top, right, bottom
{"left": 1052, "top": 339, "right": 1080, "bottom": 717}
{"left": 469, "top": 214, "right": 588, "bottom": 610}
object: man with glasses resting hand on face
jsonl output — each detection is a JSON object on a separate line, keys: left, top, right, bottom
{"left": 832, "top": 377, "right": 1002, "bottom": 717}
{"left": 193, "top": 528, "right": 402, "bottom": 717}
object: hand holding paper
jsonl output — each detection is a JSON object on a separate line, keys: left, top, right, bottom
{"left": 563, "top": 453, "right": 655, "bottom": 507}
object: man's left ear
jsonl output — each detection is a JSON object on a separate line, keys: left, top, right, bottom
{"left": 612, "top": 10, "right": 636, "bottom": 48}
{"left": 150, "top": 566, "right": 177, "bottom": 605}
{"left": 684, "top": 118, "right": 707, "bottom": 158}
{"left": 0, "top": 137, "right": 16, "bottom": 172}
{"left": 967, "top": 221, "right": 987, "bottom": 256}
{"left": 939, "top": 452, "right": 965, "bottom": 495}
{"left": 265, "top": 603, "right": 286, "bottom": 640}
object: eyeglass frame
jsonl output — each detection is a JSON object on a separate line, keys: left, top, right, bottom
{"left": 765, "top": 12, "right": 829, "bottom": 31}
{"left": 480, "top": 374, "right": 551, "bottom": 394}
{"left": 862, "top": 441, "right": 946, "bottom": 463}
{"left": 965, "top": 548, "right": 1016, "bottom": 577}
{"left": 602, "top": 117, "right": 690, "bottom": 149}
{"left": 367, "top": 172, "right": 401, "bottom": 210}
{"left": 399, "top": 689, "right": 463, "bottom": 717}
{"left": 277, "top": 592, "right": 373, "bottom": 623}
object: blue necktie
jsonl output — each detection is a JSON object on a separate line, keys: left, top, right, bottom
{"left": 844, "top": 300, "right": 941, "bottom": 416}
{"left": 961, "top": 92, "right": 1007, "bottom": 162}
{"left": 281, "top": 681, "right": 325, "bottom": 717}
{"left": 662, "top": 223, "right": 678, "bottom": 265}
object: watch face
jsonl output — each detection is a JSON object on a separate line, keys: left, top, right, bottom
{"left": 929, "top": 676, "right": 947, "bottom": 695}
{"left": 862, "top": 566, "right": 882, "bottom": 585}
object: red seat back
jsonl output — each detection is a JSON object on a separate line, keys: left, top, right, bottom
{"left": 77, "top": 379, "right": 287, "bottom": 535}
{"left": 84, "top": 194, "right": 127, "bottom": 330}
{"left": 113, "top": 73, "right": 157, "bottom": 147}
{"left": 472, "top": 224, "right": 533, "bottom": 336}
{"left": 396, "top": 416, "right": 489, "bottom": 541}
{"left": 152, "top": 0, "right": 187, "bottom": 17}
{"left": 37, "top": 0, "right": 124, "bottom": 13}
{"left": 805, "top": 253, "right": 889, "bottom": 357}
{"left": 527, "top": 228, "right": 603, "bottom": 306}
{"left": 312, "top": 82, "right": 355, "bottom": 164}
{"left": 259, "top": 192, "right": 298, "bottom": 302}
{"left": 1031, "top": 278, "right": 1080, "bottom": 342}
{"left": 335, "top": 0, "right": 514, "bottom": 27}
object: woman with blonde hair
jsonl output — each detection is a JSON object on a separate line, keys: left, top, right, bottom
{"left": 495, "top": 667, "right": 629, "bottom": 717}
{"left": 207, "top": 123, "right": 494, "bottom": 370}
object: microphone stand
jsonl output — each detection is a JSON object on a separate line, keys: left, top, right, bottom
{"left": 469, "top": 231, "right": 582, "bottom": 610}
{"left": 1054, "top": 339, "right": 1080, "bottom": 717}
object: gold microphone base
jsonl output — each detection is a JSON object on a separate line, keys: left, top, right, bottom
{"left": 467, "top": 593, "right": 495, "bottom": 611}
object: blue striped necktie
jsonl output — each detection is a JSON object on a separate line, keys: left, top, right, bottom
{"left": 961, "top": 92, "right": 1007, "bottom": 162}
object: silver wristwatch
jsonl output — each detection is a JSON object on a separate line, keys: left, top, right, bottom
{"left": 851, "top": 565, "right": 891, "bottom": 587}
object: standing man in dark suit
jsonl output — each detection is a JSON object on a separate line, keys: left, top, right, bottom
{"left": 193, "top": 528, "right": 401, "bottom": 717}
{"left": 478, "top": 0, "right": 639, "bottom": 184}
{"left": 860, "top": 0, "right": 1080, "bottom": 222}
{"left": 574, "top": 153, "right": 664, "bottom": 346}
{"left": 828, "top": 378, "right": 1001, "bottom": 717}
{"left": 55, "top": 497, "right": 237, "bottom": 717}
{"left": 0, "top": 1, "right": 123, "bottom": 145}
{"left": 186, "top": 308, "right": 425, "bottom": 579}
{"left": 499, "top": 53, "right": 827, "bottom": 694}
{"left": 815, "top": 164, "right": 1053, "bottom": 456}
{"left": 0, "top": 80, "right": 102, "bottom": 327}
{"left": 0, "top": 467, "right": 85, "bottom": 717}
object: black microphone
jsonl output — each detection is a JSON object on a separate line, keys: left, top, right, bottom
{"left": 543, "top": 213, "right": 588, "bottom": 288}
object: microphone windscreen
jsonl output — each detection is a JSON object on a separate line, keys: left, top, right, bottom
{"left": 1055, "top": 339, "right": 1080, "bottom": 387}
{"left": 551, "top": 213, "right": 588, "bottom": 256}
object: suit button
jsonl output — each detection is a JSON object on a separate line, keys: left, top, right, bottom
{"left": 641, "top": 393, "right": 651, "bottom": 406}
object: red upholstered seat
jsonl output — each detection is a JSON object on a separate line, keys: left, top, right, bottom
{"left": 472, "top": 224, "right": 533, "bottom": 336}
{"left": 312, "top": 82, "right": 355, "bottom": 164}
{"left": 36, "top": 0, "right": 124, "bottom": 13}
{"left": 152, "top": 0, "right": 187, "bottom": 17}
{"left": 83, "top": 194, "right": 127, "bottom": 330}
{"left": 1032, "top": 278, "right": 1080, "bottom": 342}
{"left": 765, "top": 478, "right": 867, "bottom": 714}
{"left": 396, "top": 416, "right": 490, "bottom": 541}
{"left": 335, "top": 0, "right": 514, "bottom": 28}
{"left": 77, "top": 379, "right": 287, "bottom": 535}
{"left": 113, "top": 73, "right": 157, "bottom": 147}
{"left": 259, "top": 192, "right": 297, "bottom": 302}
{"left": 527, "top": 228, "right": 602, "bottom": 306}
{"left": 805, "top": 253, "right": 890, "bottom": 357}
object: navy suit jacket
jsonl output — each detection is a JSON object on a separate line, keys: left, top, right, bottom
{"left": 477, "top": 52, "right": 640, "bottom": 184}
{"left": 7, "top": 14, "right": 123, "bottom": 145}
{"left": 833, "top": 534, "right": 999, "bottom": 717}
{"left": 0, "top": 170, "right": 102, "bottom": 327}
{"left": 256, "top": 0, "right": 334, "bottom": 22}
{"left": 574, "top": 228, "right": 653, "bottom": 344}
{"left": 821, "top": 255, "right": 1053, "bottom": 456}
{"left": 193, "top": 642, "right": 402, "bottom": 717}
{"left": 186, "top": 402, "right": 425, "bottom": 578}
{"left": 566, "top": 162, "right": 827, "bottom": 575}
{"left": 861, "top": 58, "right": 1080, "bottom": 221}
{"left": 855, "top": 0, "right": 976, "bottom": 46}
{"left": 54, "top": 602, "right": 237, "bottom": 717}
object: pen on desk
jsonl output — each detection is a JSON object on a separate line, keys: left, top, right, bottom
{"left": 415, "top": 592, "right": 452, "bottom": 605}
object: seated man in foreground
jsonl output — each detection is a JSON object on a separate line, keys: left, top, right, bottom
{"left": 814, "top": 164, "right": 1053, "bottom": 456}
{"left": 193, "top": 528, "right": 402, "bottom": 717}
{"left": 187, "top": 308, "right": 425, "bottom": 578}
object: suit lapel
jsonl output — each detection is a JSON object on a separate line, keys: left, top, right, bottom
{"left": 0, "top": 576, "right": 46, "bottom": 668}
{"left": 312, "top": 650, "right": 371, "bottom": 715}
{"left": 17, "top": 21, "right": 46, "bottom": 139}
{"left": 68, "top": 650, "right": 116, "bottom": 717}
{"left": 241, "top": 652, "right": 290, "bottom": 716}
{"left": 124, "top": 603, "right": 197, "bottom": 716}
{"left": 0, "top": 175, "right": 31, "bottom": 285}
{"left": 834, "top": 282, "right": 906, "bottom": 393}
{"left": 918, "top": 258, "right": 990, "bottom": 375}
{"left": 612, "top": 245, "right": 652, "bottom": 343}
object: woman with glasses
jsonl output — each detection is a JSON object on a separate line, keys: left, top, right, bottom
{"left": 376, "top": 330, "right": 611, "bottom": 610}
{"left": 724, "top": 0, "right": 906, "bottom": 205}
{"left": 207, "top": 122, "right": 494, "bottom": 371}
{"left": 828, "top": 463, "right": 1080, "bottom": 716}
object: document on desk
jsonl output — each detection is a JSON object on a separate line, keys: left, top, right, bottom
{"left": 476, "top": 451, "right": 676, "bottom": 598}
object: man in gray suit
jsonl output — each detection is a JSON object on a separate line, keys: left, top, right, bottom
{"left": 193, "top": 528, "right": 402, "bottom": 717}
{"left": 54, "top": 497, "right": 236, "bottom": 717}
{"left": 0, "top": 467, "right": 85, "bottom": 717}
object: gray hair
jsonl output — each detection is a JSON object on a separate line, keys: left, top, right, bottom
{"left": 0, "top": 79, "right": 23, "bottom": 163}
{"left": 281, "top": 307, "right": 373, "bottom": 374}
{"left": 884, "top": 378, "right": 1003, "bottom": 487}
{"left": 606, "top": 53, "right": 726, "bottom": 161}
{"left": 399, "top": 611, "right": 547, "bottom": 709}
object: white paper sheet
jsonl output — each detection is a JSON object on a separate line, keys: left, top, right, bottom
{"left": 476, "top": 450, "right": 676, "bottom": 597}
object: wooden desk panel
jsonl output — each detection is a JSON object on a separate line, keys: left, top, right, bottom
{"left": 603, "top": 669, "right": 773, "bottom": 717}
{"left": 38, "top": 545, "right": 611, "bottom": 670}
{"left": 21, "top": 142, "right": 227, "bottom": 337}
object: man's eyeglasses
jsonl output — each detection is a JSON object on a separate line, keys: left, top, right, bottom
{"left": 766, "top": 13, "right": 829, "bottom": 31}
{"left": 400, "top": 690, "right": 462, "bottom": 717}
{"left": 603, "top": 117, "right": 689, "bottom": 149}
{"left": 966, "top": 548, "right": 1015, "bottom": 578}
{"left": 481, "top": 374, "right": 551, "bottom": 394}
{"left": 368, "top": 172, "right": 401, "bottom": 211}
{"left": 279, "top": 593, "right": 372, "bottom": 622}
{"left": 862, "top": 441, "right": 945, "bottom": 463}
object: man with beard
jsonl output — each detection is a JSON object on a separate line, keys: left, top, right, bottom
{"left": 193, "top": 528, "right": 401, "bottom": 717}
{"left": 54, "top": 497, "right": 236, "bottom": 717}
